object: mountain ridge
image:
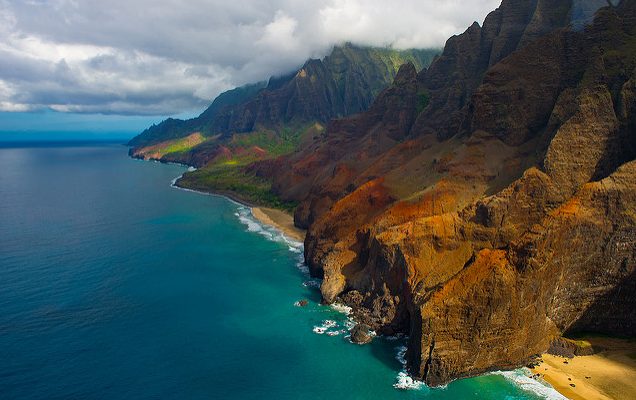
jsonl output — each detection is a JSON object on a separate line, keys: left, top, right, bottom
{"left": 128, "top": 44, "right": 439, "bottom": 150}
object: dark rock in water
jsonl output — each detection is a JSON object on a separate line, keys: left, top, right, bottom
{"left": 350, "top": 324, "right": 373, "bottom": 344}
{"left": 297, "top": 300, "right": 308, "bottom": 307}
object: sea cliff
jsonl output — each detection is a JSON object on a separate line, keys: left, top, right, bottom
{"left": 254, "top": 0, "right": 636, "bottom": 386}
{"left": 130, "top": 0, "right": 636, "bottom": 389}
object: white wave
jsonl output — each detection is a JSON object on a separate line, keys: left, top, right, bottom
{"left": 232, "top": 206, "right": 306, "bottom": 255}
{"left": 170, "top": 174, "right": 183, "bottom": 187}
{"left": 323, "top": 320, "right": 337, "bottom": 329}
{"left": 302, "top": 279, "right": 320, "bottom": 288}
{"left": 167, "top": 176, "right": 310, "bottom": 276}
{"left": 330, "top": 303, "right": 352, "bottom": 315}
{"left": 392, "top": 345, "right": 427, "bottom": 390}
{"left": 492, "top": 370, "right": 567, "bottom": 400}
{"left": 396, "top": 345, "right": 408, "bottom": 365}
{"left": 296, "top": 263, "right": 310, "bottom": 274}
{"left": 313, "top": 320, "right": 339, "bottom": 335}
{"left": 394, "top": 372, "right": 425, "bottom": 390}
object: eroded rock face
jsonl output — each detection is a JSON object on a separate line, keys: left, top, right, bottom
{"left": 129, "top": 45, "right": 438, "bottom": 150}
{"left": 258, "top": 0, "right": 636, "bottom": 386}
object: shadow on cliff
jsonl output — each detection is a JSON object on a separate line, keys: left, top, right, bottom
{"left": 566, "top": 268, "right": 636, "bottom": 337}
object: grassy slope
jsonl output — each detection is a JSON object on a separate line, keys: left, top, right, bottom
{"left": 128, "top": 81, "right": 267, "bottom": 148}
{"left": 176, "top": 123, "right": 323, "bottom": 211}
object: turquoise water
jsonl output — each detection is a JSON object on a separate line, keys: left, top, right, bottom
{"left": 0, "top": 143, "right": 562, "bottom": 399}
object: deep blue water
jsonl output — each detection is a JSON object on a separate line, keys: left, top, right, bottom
{"left": 0, "top": 143, "right": 563, "bottom": 399}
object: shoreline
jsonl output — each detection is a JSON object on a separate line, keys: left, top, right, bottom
{"left": 252, "top": 207, "right": 306, "bottom": 242}
{"left": 147, "top": 152, "right": 300, "bottom": 238}
{"left": 161, "top": 156, "right": 573, "bottom": 398}
{"left": 530, "top": 337, "right": 636, "bottom": 400}
{"left": 170, "top": 176, "right": 306, "bottom": 243}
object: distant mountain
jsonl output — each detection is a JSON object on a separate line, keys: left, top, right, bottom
{"left": 128, "top": 44, "right": 439, "bottom": 149}
{"left": 128, "top": 81, "right": 267, "bottom": 148}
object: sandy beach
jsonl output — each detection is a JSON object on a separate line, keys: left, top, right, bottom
{"left": 531, "top": 337, "right": 636, "bottom": 400}
{"left": 252, "top": 207, "right": 306, "bottom": 242}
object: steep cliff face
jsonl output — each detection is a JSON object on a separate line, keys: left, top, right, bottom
{"left": 128, "top": 44, "right": 438, "bottom": 151}
{"left": 252, "top": 0, "right": 636, "bottom": 385}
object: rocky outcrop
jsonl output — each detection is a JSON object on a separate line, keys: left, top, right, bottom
{"left": 350, "top": 324, "right": 374, "bottom": 344}
{"left": 251, "top": 0, "right": 636, "bottom": 386}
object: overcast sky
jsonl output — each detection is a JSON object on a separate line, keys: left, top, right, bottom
{"left": 0, "top": 0, "right": 501, "bottom": 117}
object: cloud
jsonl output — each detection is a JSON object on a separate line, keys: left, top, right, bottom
{"left": 0, "top": 0, "right": 501, "bottom": 116}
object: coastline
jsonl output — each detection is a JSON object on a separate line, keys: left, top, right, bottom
{"left": 252, "top": 207, "right": 306, "bottom": 242}
{"left": 159, "top": 157, "right": 569, "bottom": 398}
{"left": 170, "top": 174, "right": 306, "bottom": 242}
{"left": 530, "top": 337, "right": 636, "bottom": 400}
{"left": 136, "top": 150, "right": 305, "bottom": 243}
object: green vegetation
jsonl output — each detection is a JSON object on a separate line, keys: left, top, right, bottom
{"left": 416, "top": 89, "right": 430, "bottom": 114}
{"left": 176, "top": 123, "right": 321, "bottom": 211}
{"left": 178, "top": 166, "right": 298, "bottom": 212}
{"left": 328, "top": 44, "right": 440, "bottom": 99}
{"left": 162, "top": 136, "right": 203, "bottom": 155}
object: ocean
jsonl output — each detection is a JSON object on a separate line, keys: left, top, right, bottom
{"left": 0, "top": 143, "right": 564, "bottom": 399}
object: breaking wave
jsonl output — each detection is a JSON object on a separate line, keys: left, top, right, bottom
{"left": 393, "top": 345, "right": 425, "bottom": 390}
{"left": 234, "top": 206, "right": 304, "bottom": 252}
{"left": 492, "top": 370, "right": 567, "bottom": 400}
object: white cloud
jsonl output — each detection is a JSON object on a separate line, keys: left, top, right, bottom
{"left": 0, "top": 0, "right": 501, "bottom": 115}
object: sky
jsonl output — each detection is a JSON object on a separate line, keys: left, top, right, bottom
{"left": 0, "top": 0, "right": 500, "bottom": 137}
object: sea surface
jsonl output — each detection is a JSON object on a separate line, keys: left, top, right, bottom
{"left": 0, "top": 143, "right": 564, "bottom": 399}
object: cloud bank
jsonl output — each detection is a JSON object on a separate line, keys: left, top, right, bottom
{"left": 0, "top": 0, "right": 500, "bottom": 116}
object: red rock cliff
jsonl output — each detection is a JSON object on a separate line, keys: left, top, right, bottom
{"left": 252, "top": 0, "right": 636, "bottom": 385}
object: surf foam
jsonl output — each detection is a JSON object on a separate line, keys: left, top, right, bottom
{"left": 393, "top": 345, "right": 426, "bottom": 390}
{"left": 313, "top": 320, "right": 339, "bottom": 335}
{"left": 492, "top": 370, "right": 567, "bottom": 400}
{"left": 234, "top": 206, "right": 304, "bottom": 252}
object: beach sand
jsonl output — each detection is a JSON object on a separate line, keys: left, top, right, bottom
{"left": 531, "top": 337, "right": 636, "bottom": 400}
{"left": 252, "top": 207, "right": 306, "bottom": 242}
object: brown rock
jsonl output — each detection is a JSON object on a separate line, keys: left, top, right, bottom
{"left": 350, "top": 324, "right": 374, "bottom": 344}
